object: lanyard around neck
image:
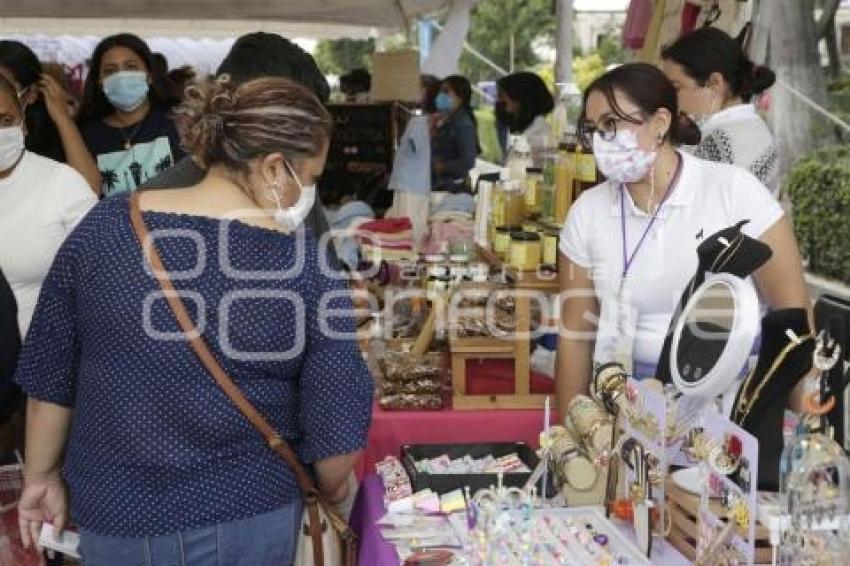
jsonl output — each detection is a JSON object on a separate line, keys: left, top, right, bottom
{"left": 620, "top": 153, "right": 683, "bottom": 281}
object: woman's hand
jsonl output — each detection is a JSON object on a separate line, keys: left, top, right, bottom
{"left": 39, "top": 74, "right": 72, "bottom": 124}
{"left": 18, "top": 472, "right": 69, "bottom": 552}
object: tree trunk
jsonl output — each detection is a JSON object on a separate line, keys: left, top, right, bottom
{"left": 766, "top": 0, "right": 832, "bottom": 181}
{"left": 554, "top": 0, "right": 574, "bottom": 85}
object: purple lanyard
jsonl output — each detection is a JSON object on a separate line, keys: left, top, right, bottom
{"left": 620, "top": 154, "right": 683, "bottom": 280}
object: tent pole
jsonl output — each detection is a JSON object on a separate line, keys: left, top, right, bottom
{"left": 554, "top": 0, "right": 573, "bottom": 85}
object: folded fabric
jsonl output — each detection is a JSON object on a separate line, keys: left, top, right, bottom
{"left": 433, "top": 192, "right": 476, "bottom": 215}
{"left": 358, "top": 217, "right": 413, "bottom": 234}
{"left": 360, "top": 238, "right": 414, "bottom": 250}
{"left": 430, "top": 210, "right": 473, "bottom": 223}
{"left": 359, "top": 230, "right": 414, "bottom": 243}
{"left": 362, "top": 245, "right": 418, "bottom": 262}
{"left": 326, "top": 201, "right": 375, "bottom": 231}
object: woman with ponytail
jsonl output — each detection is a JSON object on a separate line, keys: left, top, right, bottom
{"left": 430, "top": 74, "right": 480, "bottom": 192}
{"left": 661, "top": 27, "right": 779, "bottom": 195}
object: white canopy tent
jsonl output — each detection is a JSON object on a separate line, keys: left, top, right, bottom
{"left": 0, "top": 0, "right": 458, "bottom": 75}
{"left": 0, "top": 0, "right": 450, "bottom": 31}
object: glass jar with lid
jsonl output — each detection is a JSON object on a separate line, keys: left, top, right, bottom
{"left": 496, "top": 179, "right": 525, "bottom": 229}
{"left": 508, "top": 231, "right": 542, "bottom": 271}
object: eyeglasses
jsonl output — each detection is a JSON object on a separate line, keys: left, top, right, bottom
{"left": 578, "top": 110, "right": 645, "bottom": 148}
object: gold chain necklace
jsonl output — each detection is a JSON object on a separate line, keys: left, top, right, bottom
{"left": 733, "top": 332, "right": 814, "bottom": 423}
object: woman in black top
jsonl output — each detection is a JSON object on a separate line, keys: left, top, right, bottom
{"left": 77, "top": 33, "right": 183, "bottom": 197}
{"left": 430, "top": 75, "right": 480, "bottom": 192}
{"left": 0, "top": 268, "right": 20, "bottom": 427}
{"left": 0, "top": 41, "right": 101, "bottom": 191}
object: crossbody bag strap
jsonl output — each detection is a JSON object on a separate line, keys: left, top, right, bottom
{"left": 128, "top": 193, "right": 326, "bottom": 564}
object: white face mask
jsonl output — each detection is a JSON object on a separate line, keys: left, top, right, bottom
{"left": 267, "top": 161, "right": 316, "bottom": 232}
{"left": 0, "top": 125, "right": 25, "bottom": 172}
{"left": 692, "top": 86, "right": 720, "bottom": 128}
{"left": 592, "top": 129, "right": 657, "bottom": 184}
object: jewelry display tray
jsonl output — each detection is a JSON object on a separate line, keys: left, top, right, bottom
{"left": 448, "top": 506, "right": 651, "bottom": 565}
{"left": 401, "top": 442, "right": 551, "bottom": 496}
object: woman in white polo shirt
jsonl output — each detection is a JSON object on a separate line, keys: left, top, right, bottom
{"left": 555, "top": 63, "right": 809, "bottom": 416}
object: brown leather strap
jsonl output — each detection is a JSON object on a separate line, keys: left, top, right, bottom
{"left": 128, "top": 192, "right": 326, "bottom": 565}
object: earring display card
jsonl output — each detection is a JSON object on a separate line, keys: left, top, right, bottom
{"left": 696, "top": 410, "right": 758, "bottom": 565}
{"left": 621, "top": 378, "right": 668, "bottom": 556}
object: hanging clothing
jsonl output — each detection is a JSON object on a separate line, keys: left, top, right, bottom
{"left": 695, "top": 103, "right": 780, "bottom": 196}
{"left": 623, "top": 0, "right": 655, "bottom": 49}
{"left": 681, "top": 1, "right": 702, "bottom": 35}
{"left": 694, "top": 0, "right": 746, "bottom": 35}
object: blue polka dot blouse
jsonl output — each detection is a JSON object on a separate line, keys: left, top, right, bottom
{"left": 14, "top": 193, "right": 374, "bottom": 538}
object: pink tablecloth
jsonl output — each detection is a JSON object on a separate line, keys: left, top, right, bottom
{"left": 356, "top": 401, "right": 558, "bottom": 478}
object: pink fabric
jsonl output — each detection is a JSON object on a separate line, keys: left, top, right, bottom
{"left": 423, "top": 221, "right": 475, "bottom": 254}
{"left": 357, "top": 400, "right": 558, "bottom": 478}
{"left": 622, "top": 0, "right": 654, "bottom": 49}
{"left": 681, "top": 2, "right": 701, "bottom": 36}
{"left": 359, "top": 238, "right": 415, "bottom": 250}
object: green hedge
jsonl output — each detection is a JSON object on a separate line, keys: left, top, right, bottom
{"left": 786, "top": 144, "right": 850, "bottom": 284}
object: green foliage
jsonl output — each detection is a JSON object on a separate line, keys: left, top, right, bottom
{"left": 476, "top": 107, "right": 502, "bottom": 163}
{"left": 786, "top": 144, "right": 850, "bottom": 284}
{"left": 595, "top": 33, "right": 625, "bottom": 66}
{"left": 827, "top": 73, "right": 850, "bottom": 94}
{"left": 313, "top": 38, "right": 376, "bottom": 76}
{"left": 458, "top": 0, "right": 555, "bottom": 84}
{"left": 572, "top": 53, "right": 606, "bottom": 93}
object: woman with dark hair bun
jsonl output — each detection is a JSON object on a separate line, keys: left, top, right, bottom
{"left": 0, "top": 40, "right": 101, "bottom": 191}
{"left": 430, "top": 74, "right": 480, "bottom": 192}
{"left": 661, "top": 27, "right": 779, "bottom": 194}
{"left": 77, "top": 33, "right": 184, "bottom": 197}
{"left": 555, "top": 63, "right": 809, "bottom": 416}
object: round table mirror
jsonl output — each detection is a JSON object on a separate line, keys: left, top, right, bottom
{"left": 669, "top": 273, "right": 760, "bottom": 398}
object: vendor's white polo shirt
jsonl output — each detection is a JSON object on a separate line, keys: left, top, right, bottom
{"left": 559, "top": 150, "right": 783, "bottom": 368}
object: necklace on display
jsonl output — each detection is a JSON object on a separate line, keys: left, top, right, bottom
{"left": 732, "top": 330, "right": 815, "bottom": 424}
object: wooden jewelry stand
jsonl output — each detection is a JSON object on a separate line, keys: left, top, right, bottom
{"left": 448, "top": 246, "right": 559, "bottom": 410}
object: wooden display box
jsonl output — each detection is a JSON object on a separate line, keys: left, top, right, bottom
{"left": 447, "top": 246, "right": 559, "bottom": 410}
{"left": 665, "top": 479, "right": 773, "bottom": 564}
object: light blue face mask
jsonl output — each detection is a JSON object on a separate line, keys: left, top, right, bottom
{"left": 102, "top": 70, "right": 149, "bottom": 112}
{"left": 435, "top": 92, "right": 456, "bottom": 113}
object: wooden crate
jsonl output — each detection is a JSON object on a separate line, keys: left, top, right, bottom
{"left": 665, "top": 479, "right": 773, "bottom": 564}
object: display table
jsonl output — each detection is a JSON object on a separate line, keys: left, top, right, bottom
{"left": 350, "top": 474, "right": 691, "bottom": 566}
{"left": 357, "top": 398, "right": 557, "bottom": 478}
